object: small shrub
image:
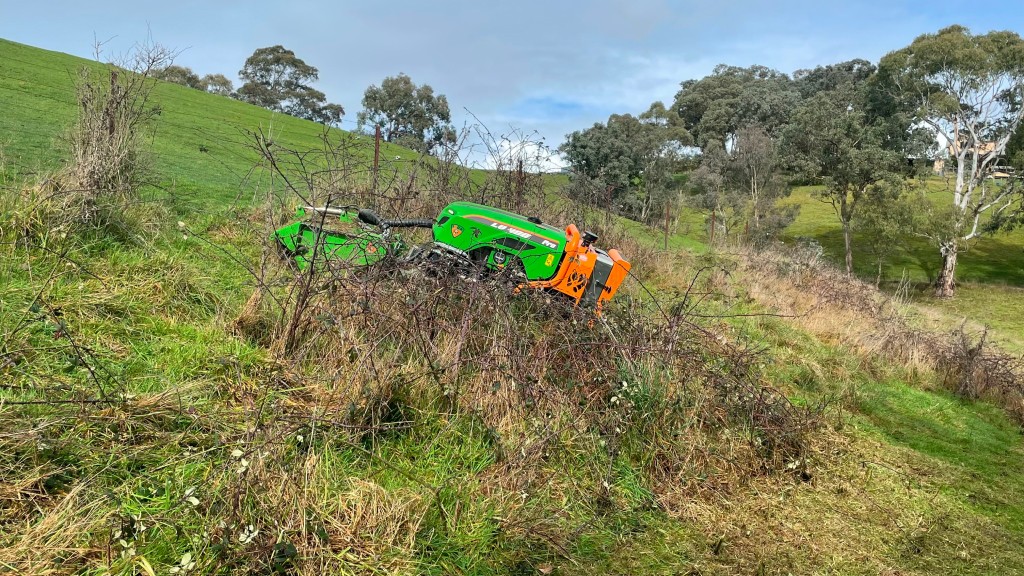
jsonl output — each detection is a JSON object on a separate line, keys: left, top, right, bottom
{"left": 16, "top": 42, "right": 174, "bottom": 240}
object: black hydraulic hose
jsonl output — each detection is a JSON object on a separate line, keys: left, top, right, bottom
{"left": 357, "top": 209, "right": 433, "bottom": 229}
{"left": 382, "top": 219, "right": 435, "bottom": 228}
{"left": 357, "top": 209, "right": 383, "bottom": 226}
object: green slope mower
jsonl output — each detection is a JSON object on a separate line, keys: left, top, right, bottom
{"left": 273, "top": 201, "right": 632, "bottom": 309}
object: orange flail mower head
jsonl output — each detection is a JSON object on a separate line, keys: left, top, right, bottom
{"left": 527, "top": 224, "right": 631, "bottom": 310}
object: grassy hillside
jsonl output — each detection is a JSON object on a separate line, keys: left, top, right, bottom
{"left": 0, "top": 38, "right": 420, "bottom": 208}
{"left": 781, "top": 183, "right": 1024, "bottom": 286}
{"left": 2, "top": 38, "right": 1024, "bottom": 576}
{"left": 780, "top": 182, "right": 1024, "bottom": 353}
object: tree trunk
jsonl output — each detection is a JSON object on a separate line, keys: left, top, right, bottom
{"left": 751, "top": 173, "right": 760, "bottom": 230}
{"left": 935, "top": 241, "right": 958, "bottom": 298}
{"left": 841, "top": 220, "right": 853, "bottom": 276}
{"left": 663, "top": 200, "right": 670, "bottom": 250}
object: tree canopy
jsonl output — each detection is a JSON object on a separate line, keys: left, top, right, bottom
{"left": 237, "top": 45, "right": 344, "bottom": 125}
{"left": 672, "top": 64, "right": 800, "bottom": 150}
{"left": 560, "top": 103, "right": 690, "bottom": 219}
{"left": 201, "top": 73, "right": 233, "bottom": 96}
{"left": 357, "top": 74, "right": 454, "bottom": 153}
{"left": 156, "top": 66, "right": 236, "bottom": 97}
{"left": 876, "top": 25, "right": 1024, "bottom": 295}
{"left": 155, "top": 65, "right": 203, "bottom": 90}
{"left": 793, "top": 59, "right": 876, "bottom": 99}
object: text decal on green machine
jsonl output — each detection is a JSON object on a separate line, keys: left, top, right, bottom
{"left": 463, "top": 215, "right": 559, "bottom": 249}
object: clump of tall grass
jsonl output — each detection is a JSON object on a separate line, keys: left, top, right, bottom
{"left": 9, "top": 42, "right": 174, "bottom": 244}
{"left": 740, "top": 244, "right": 1024, "bottom": 422}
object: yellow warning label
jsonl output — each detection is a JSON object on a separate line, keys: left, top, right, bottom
{"left": 545, "top": 254, "right": 554, "bottom": 266}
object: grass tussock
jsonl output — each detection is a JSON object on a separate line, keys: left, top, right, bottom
{"left": 7, "top": 43, "right": 173, "bottom": 247}
{"left": 738, "top": 245, "right": 1024, "bottom": 422}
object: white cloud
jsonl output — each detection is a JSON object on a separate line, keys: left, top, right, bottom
{"left": 472, "top": 138, "right": 567, "bottom": 173}
{"left": 4, "top": 0, "right": 1022, "bottom": 161}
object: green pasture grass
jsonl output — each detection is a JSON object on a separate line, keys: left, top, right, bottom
{"left": 901, "top": 282, "right": 1024, "bottom": 355}
{"left": 780, "top": 182, "right": 1024, "bottom": 286}
{"left": 759, "top": 316, "right": 1024, "bottom": 573}
{"left": 2, "top": 36, "right": 1023, "bottom": 575}
{"left": 0, "top": 37, "right": 420, "bottom": 209}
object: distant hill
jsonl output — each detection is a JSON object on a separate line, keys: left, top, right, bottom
{"left": 0, "top": 38, "right": 417, "bottom": 207}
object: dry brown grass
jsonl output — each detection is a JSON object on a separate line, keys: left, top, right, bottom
{"left": 0, "top": 483, "right": 114, "bottom": 575}
{"left": 737, "top": 246, "right": 1024, "bottom": 422}
{"left": 319, "top": 479, "right": 427, "bottom": 569}
{"left": 655, "top": 430, "right": 1007, "bottom": 575}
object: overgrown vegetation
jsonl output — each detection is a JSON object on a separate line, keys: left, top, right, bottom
{"left": 2, "top": 35, "right": 1024, "bottom": 576}
{"left": 8, "top": 41, "right": 173, "bottom": 241}
{"left": 739, "top": 246, "right": 1024, "bottom": 422}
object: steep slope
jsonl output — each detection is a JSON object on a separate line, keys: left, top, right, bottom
{"left": 1, "top": 38, "right": 1024, "bottom": 576}
{"left": 0, "top": 38, "right": 417, "bottom": 206}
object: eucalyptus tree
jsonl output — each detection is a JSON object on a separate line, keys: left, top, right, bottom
{"left": 731, "top": 124, "right": 783, "bottom": 232}
{"left": 689, "top": 125, "right": 794, "bottom": 245}
{"left": 672, "top": 64, "right": 800, "bottom": 151}
{"left": 201, "top": 73, "right": 233, "bottom": 96}
{"left": 560, "top": 102, "right": 690, "bottom": 220}
{"left": 358, "top": 74, "right": 454, "bottom": 153}
{"left": 237, "top": 46, "right": 344, "bottom": 124}
{"left": 793, "top": 59, "right": 876, "bottom": 99}
{"left": 877, "top": 25, "right": 1024, "bottom": 296}
{"left": 155, "top": 65, "right": 203, "bottom": 89}
{"left": 783, "top": 80, "right": 918, "bottom": 275}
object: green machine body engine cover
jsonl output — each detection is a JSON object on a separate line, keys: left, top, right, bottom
{"left": 431, "top": 201, "right": 568, "bottom": 281}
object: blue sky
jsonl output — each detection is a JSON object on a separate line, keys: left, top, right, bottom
{"left": 2, "top": 1, "right": 1023, "bottom": 168}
